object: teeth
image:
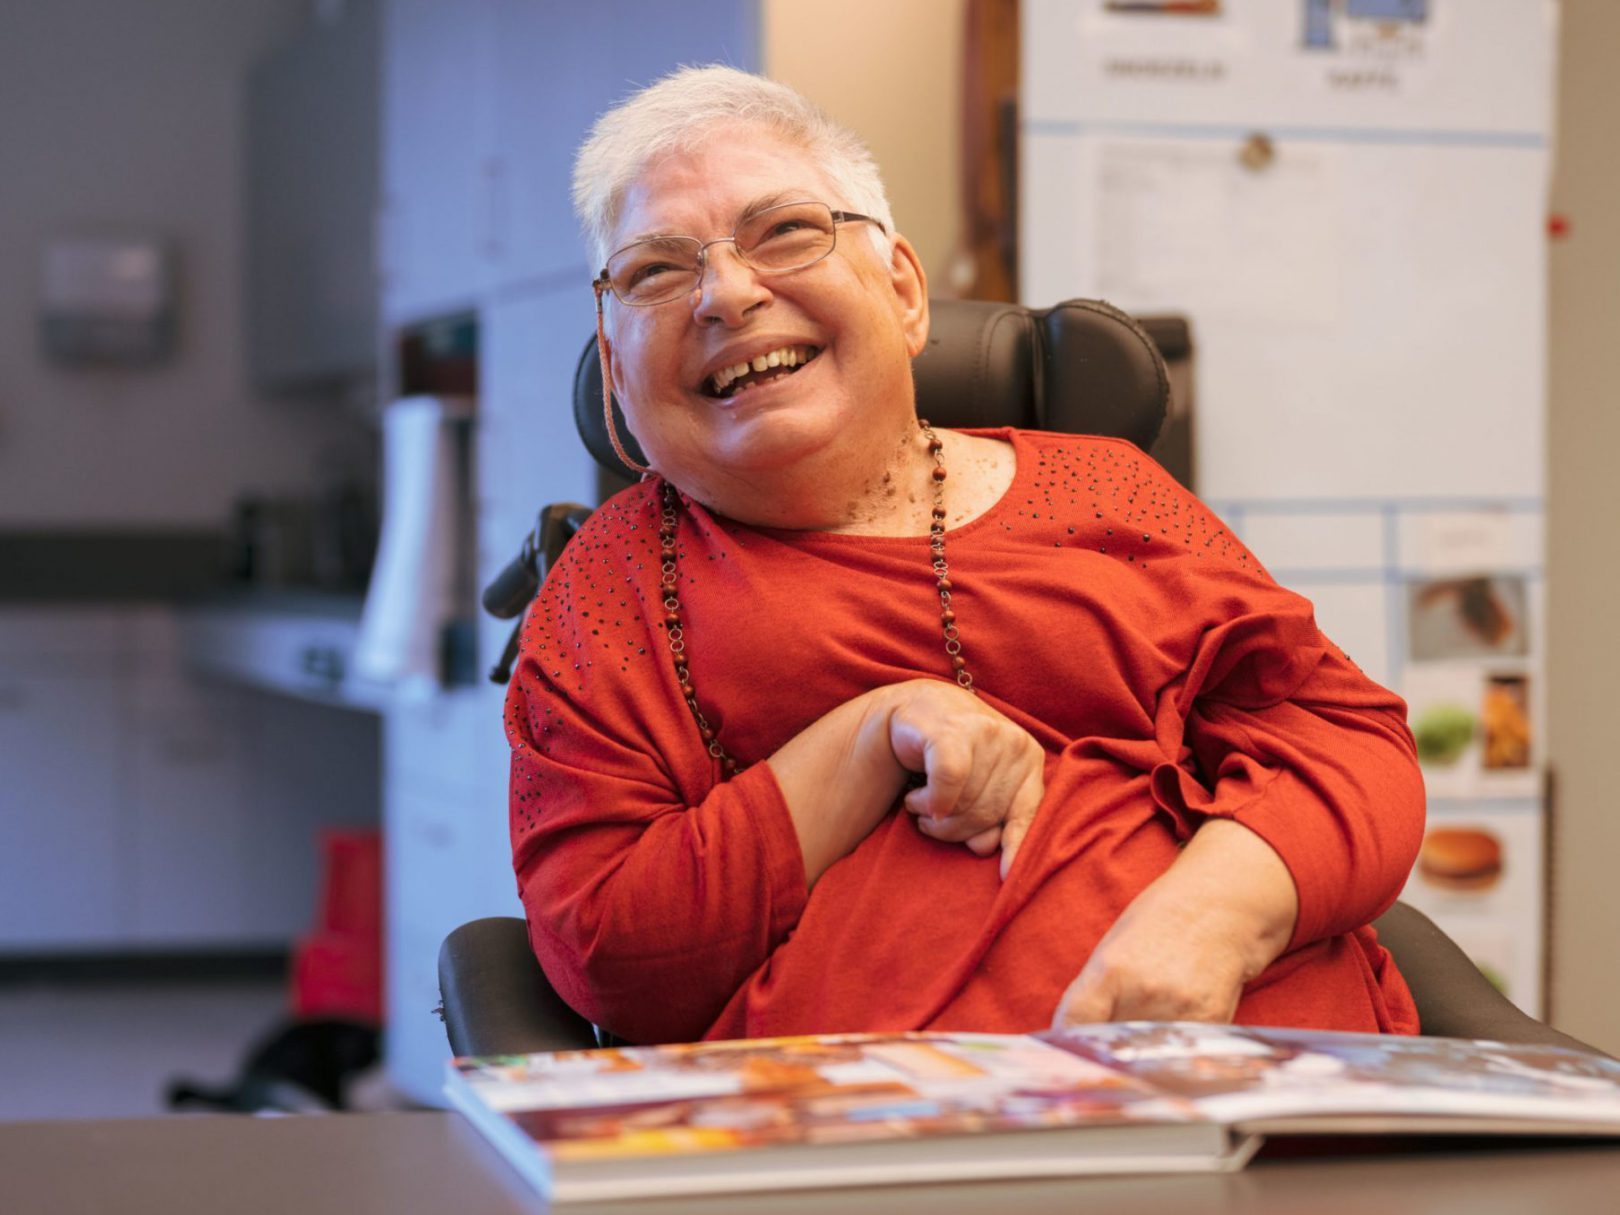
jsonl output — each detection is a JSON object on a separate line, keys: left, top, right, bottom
{"left": 708, "top": 345, "right": 816, "bottom": 395}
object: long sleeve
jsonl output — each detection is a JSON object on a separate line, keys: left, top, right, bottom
{"left": 505, "top": 495, "right": 809, "bottom": 1044}
{"left": 1142, "top": 557, "right": 1427, "bottom": 951}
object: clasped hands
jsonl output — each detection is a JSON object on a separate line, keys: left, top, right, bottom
{"left": 881, "top": 678, "right": 1045, "bottom": 879}
{"left": 877, "top": 681, "right": 1299, "bottom": 1028}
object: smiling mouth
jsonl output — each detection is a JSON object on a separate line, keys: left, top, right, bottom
{"left": 704, "top": 345, "right": 820, "bottom": 398}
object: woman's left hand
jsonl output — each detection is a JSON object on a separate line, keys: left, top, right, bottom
{"left": 1050, "top": 818, "right": 1298, "bottom": 1027}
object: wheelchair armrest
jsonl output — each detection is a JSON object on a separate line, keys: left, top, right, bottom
{"left": 1374, "top": 901, "right": 1601, "bottom": 1053}
{"left": 438, "top": 917, "right": 598, "bottom": 1057}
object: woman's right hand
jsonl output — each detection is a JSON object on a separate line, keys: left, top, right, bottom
{"left": 880, "top": 680, "right": 1047, "bottom": 877}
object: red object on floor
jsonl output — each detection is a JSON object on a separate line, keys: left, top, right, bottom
{"left": 290, "top": 829, "right": 384, "bottom": 1025}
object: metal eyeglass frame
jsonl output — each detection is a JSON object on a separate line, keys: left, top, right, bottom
{"left": 591, "top": 201, "right": 884, "bottom": 308}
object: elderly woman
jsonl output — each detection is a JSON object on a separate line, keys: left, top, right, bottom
{"left": 506, "top": 66, "right": 1426, "bottom": 1045}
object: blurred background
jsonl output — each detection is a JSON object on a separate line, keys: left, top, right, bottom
{"left": 0, "top": 0, "right": 1614, "bottom": 1118}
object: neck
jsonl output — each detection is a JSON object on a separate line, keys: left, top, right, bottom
{"left": 675, "top": 417, "right": 940, "bottom": 535}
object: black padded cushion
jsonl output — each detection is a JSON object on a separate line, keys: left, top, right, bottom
{"left": 572, "top": 298, "right": 1170, "bottom": 482}
{"left": 1370, "top": 903, "right": 1603, "bottom": 1053}
{"left": 438, "top": 917, "right": 597, "bottom": 1057}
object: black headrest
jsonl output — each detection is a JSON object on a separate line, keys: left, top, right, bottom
{"left": 572, "top": 298, "right": 1171, "bottom": 479}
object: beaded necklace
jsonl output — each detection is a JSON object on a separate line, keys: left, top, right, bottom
{"left": 656, "top": 417, "right": 974, "bottom": 776}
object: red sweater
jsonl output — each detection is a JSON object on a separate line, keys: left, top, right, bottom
{"left": 507, "top": 430, "right": 1425, "bottom": 1044}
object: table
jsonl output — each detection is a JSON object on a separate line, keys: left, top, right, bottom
{"left": 4, "top": 1111, "right": 1618, "bottom": 1214}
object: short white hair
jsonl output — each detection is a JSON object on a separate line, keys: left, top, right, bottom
{"left": 572, "top": 64, "right": 895, "bottom": 270}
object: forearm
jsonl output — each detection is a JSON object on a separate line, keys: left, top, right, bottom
{"left": 767, "top": 677, "right": 1047, "bottom": 886}
{"left": 1051, "top": 815, "right": 1302, "bottom": 1026}
{"left": 766, "top": 685, "right": 911, "bottom": 887}
{"left": 1152, "top": 817, "right": 1299, "bottom": 980}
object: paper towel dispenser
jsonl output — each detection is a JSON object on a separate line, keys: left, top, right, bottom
{"left": 352, "top": 394, "right": 476, "bottom": 696}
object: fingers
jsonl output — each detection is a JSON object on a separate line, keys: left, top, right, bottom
{"left": 907, "top": 748, "right": 1033, "bottom": 845}
{"left": 902, "top": 734, "right": 971, "bottom": 821}
{"left": 998, "top": 765, "right": 1045, "bottom": 878}
{"left": 1049, "top": 926, "right": 1237, "bottom": 1030}
{"left": 963, "top": 824, "right": 1003, "bottom": 855}
{"left": 1055, "top": 971, "right": 1230, "bottom": 1031}
{"left": 885, "top": 680, "right": 1045, "bottom": 859}
{"left": 1052, "top": 970, "right": 1113, "bottom": 1030}
{"left": 916, "top": 815, "right": 1002, "bottom": 854}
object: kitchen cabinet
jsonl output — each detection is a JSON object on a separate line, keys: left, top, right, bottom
{"left": 490, "top": 0, "right": 760, "bottom": 289}
{"left": 245, "top": 0, "right": 381, "bottom": 390}
{"left": 379, "top": 0, "right": 499, "bottom": 323}
{"left": 0, "top": 609, "right": 133, "bottom": 949}
{"left": 0, "top": 606, "right": 379, "bottom": 954}
{"left": 475, "top": 287, "right": 601, "bottom": 671}
{"left": 234, "top": 692, "right": 381, "bottom": 942}
{"left": 385, "top": 686, "right": 509, "bottom": 798}
{"left": 0, "top": 673, "right": 126, "bottom": 948}
{"left": 379, "top": 0, "right": 760, "bottom": 308}
{"left": 128, "top": 663, "right": 255, "bottom": 944}
{"left": 384, "top": 690, "right": 516, "bottom": 1104}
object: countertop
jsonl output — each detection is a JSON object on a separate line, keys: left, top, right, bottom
{"left": 0, "top": 530, "right": 229, "bottom": 602}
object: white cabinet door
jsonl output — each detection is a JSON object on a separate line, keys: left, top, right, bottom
{"left": 383, "top": 689, "right": 515, "bottom": 1106}
{"left": 379, "top": 0, "right": 500, "bottom": 322}
{"left": 236, "top": 694, "right": 383, "bottom": 944}
{"left": 385, "top": 686, "right": 511, "bottom": 801}
{"left": 390, "top": 773, "right": 517, "bottom": 948}
{"left": 490, "top": 0, "right": 760, "bottom": 287}
{"left": 386, "top": 905, "right": 456, "bottom": 1105}
{"left": 0, "top": 673, "right": 127, "bottom": 948}
{"left": 384, "top": 770, "right": 519, "bottom": 1105}
{"left": 126, "top": 671, "right": 253, "bottom": 945}
{"left": 476, "top": 287, "right": 604, "bottom": 674}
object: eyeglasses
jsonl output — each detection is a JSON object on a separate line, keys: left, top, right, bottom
{"left": 594, "top": 201, "right": 882, "bottom": 307}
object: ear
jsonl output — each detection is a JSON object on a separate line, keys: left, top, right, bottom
{"left": 887, "top": 234, "right": 930, "bottom": 359}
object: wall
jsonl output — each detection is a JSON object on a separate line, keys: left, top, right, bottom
{"left": 0, "top": 0, "right": 368, "bottom": 528}
{"left": 1546, "top": 0, "right": 1620, "bottom": 1053}
{"left": 762, "top": 0, "right": 967, "bottom": 291}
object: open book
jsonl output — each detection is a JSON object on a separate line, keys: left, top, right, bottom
{"left": 445, "top": 1022, "right": 1620, "bottom": 1203}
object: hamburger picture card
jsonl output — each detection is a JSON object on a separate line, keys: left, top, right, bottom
{"left": 1400, "top": 808, "right": 1544, "bottom": 1017}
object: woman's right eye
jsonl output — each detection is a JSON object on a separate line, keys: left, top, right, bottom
{"left": 627, "top": 262, "right": 675, "bottom": 286}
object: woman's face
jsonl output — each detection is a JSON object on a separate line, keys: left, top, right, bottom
{"left": 601, "top": 123, "right": 929, "bottom": 507}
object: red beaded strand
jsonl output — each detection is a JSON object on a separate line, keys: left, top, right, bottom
{"left": 658, "top": 484, "right": 738, "bottom": 775}
{"left": 921, "top": 418, "right": 974, "bottom": 693}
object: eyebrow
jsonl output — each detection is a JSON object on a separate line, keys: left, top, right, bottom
{"left": 737, "top": 190, "right": 807, "bottom": 221}
{"left": 617, "top": 190, "right": 818, "bottom": 247}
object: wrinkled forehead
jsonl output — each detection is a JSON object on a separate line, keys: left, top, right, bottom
{"left": 608, "top": 123, "right": 844, "bottom": 251}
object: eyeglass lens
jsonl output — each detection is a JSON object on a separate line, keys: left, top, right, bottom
{"left": 605, "top": 202, "right": 839, "bottom": 305}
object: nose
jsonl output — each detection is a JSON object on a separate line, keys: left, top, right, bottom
{"left": 692, "top": 241, "right": 770, "bottom": 326}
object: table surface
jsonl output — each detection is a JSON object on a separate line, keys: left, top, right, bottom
{"left": 4, "top": 1111, "right": 1619, "bottom": 1215}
